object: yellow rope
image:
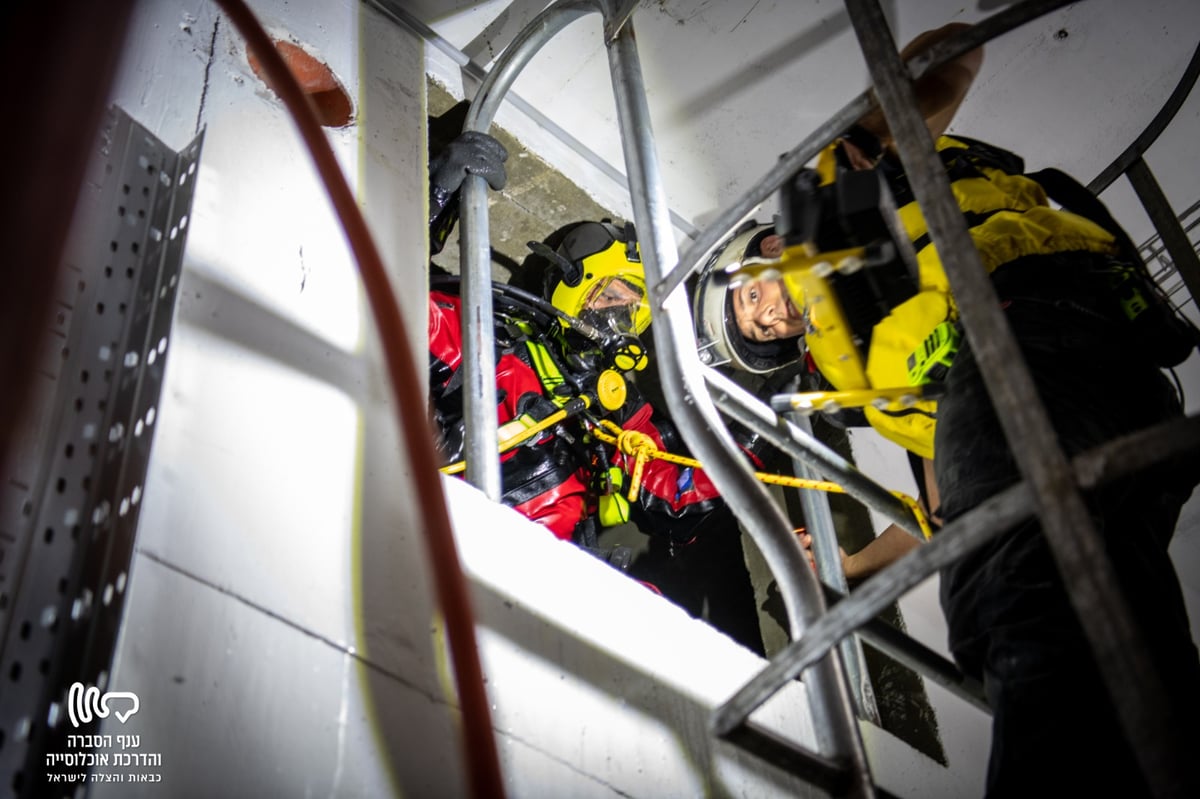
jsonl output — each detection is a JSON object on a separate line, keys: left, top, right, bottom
{"left": 895, "top": 492, "right": 934, "bottom": 540}
{"left": 442, "top": 415, "right": 933, "bottom": 540}
{"left": 593, "top": 419, "right": 932, "bottom": 540}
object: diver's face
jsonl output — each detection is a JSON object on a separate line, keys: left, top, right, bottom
{"left": 732, "top": 278, "right": 804, "bottom": 342}
{"left": 586, "top": 277, "right": 642, "bottom": 310}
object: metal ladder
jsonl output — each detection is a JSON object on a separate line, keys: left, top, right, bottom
{"left": 438, "top": 0, "right": 1200, "bottom": 795}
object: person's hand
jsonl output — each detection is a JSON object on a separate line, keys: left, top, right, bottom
{"left": 798, "top": 529, "right": 816, "bottom": 570}
{"left": 797, "top": 529, "right": 848, "bottom": 574}
{"left": 430, "top": 131, "right": 508, "bottom": 194}
{"left": 759, "top": 234, "right": 784, "bottom": 259}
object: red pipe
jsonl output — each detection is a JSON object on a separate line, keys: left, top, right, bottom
{"left": 212, "top": 2, "right": 505, "bottom": 796}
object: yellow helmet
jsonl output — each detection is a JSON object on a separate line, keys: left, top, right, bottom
{"left": 547, "top": 220, "right": 651, "bottom": 337}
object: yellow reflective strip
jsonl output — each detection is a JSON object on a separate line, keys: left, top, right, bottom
{"left": 524, "top": 340, "right": 569, "bottom": 405}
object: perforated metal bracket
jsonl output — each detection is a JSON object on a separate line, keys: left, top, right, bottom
{"left": 0, "top": 106, "right": 203, "bottom": 797}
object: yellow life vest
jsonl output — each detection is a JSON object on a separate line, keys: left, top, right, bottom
{"left": 807, "top": 135, "right": 1119, "bottom": 459}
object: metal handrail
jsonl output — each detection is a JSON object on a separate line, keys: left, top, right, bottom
{"left": 790, "top": 409, "right": 883, "bottom": 726}
{"left": 1088, "top": 41, "right": 1200, "bottom": 196}
{"left": 603, "top": 5, "right": 875, "bottom": 793}
{"left": 1089, "top": 39, "right": 1200, "bottom": 324}
{"left": 703, "top": 367, "right": 924, "bottom": 539}
{"left": 366, "top": 0, "right": 701, "bottom": 240}
{"left": 455, "top": 0, "right": 599, "bottom": 499}
{"left": 1140, "top": 198, "right": 1200, "bottom": 310}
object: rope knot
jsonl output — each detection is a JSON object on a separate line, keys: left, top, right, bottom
{"left": 615, "top": 428, "right": 658, "bottom": 458}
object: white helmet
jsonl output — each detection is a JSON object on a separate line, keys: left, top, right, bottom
{"left": 692, "top": 223, "right": 805, "bottom": 375}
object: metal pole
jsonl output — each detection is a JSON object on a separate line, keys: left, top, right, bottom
{"left": 600, "top": 4, "right": 874, "bottom": 793}
{"left": 458, "top": 178, "right": 501, "bottom": 498}
{"left": 1125, "top": 157, "right": 1200, "bottom": 310}
{"left": 839, "top": 593, "right": 990, "bottom": 713}
{"left": 715, "top": 475, "right": 1035, "bottom": 733}
{"left": 844, "top": 0, "right": 1189, "bottom": 793}
{"left": 707, "top": 378, "right": 989, "bottom": 711}
{"left": 1087, "top": 38, "right": 1200, "bottom": 312}
{"left": 709, "top": 366, "right": 991, "bottom": 711}
{"left": 455, "top": 0, "right": 599, "bottom": 497}
{"left": 788, "top": 410, "right": 881, "bottom": 726}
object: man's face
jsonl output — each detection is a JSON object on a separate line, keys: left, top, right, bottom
{"left": 585, "top": 277, "right": 643, "bottom": 311}
{"left": 578, "top": 276, "right": 647, "bottom": 338}
{"left": 731, "top": 278, "right": 805, "bottom": 343}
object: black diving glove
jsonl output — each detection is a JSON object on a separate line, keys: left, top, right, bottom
{"left": 429, "top": 131, "right": 509, "bottom": 255}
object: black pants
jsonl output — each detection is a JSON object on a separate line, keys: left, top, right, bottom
{"left": 628, "top": 508, "right": 765, "bottom": 657}
{"left": 934, "top": 252, "right": 1200, "bottom": 798}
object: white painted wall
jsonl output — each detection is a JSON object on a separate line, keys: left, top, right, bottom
{"left": 98, "top": 0, "right": 455, "bottom": 795}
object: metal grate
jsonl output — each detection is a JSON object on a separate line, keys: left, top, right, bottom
{"left": 0, "top": 105, "right": 202, "bottom": 798}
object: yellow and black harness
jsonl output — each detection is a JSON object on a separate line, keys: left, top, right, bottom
{"left": 768, "top": 135, "right": 1125, "bottom": 459}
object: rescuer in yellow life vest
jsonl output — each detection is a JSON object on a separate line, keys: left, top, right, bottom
{"left": 694, "top": 21, "right": 1200, "bottom": 799}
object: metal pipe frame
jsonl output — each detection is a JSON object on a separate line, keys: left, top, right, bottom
{"left": 369, "top": 0, "right": 700, "bottom": 240}
{"left": 1126, "top": 157, "right": 1200, "bottom": 308}
{"left": 456, "top": 0, "right": 598, "bottom": 498}
{"left": 449, "top": 1, "right": 870, "bottom": 788}
{"left": 599, "top": 2, "right": 873, "bottom": 791}
{"left": 789, "top": 410, "right": 881, "bottom": 726}
{"left": 715, "top": 411, "right": 1200, "bottom": 735}
{"left": 842, "top": 1, "right": 1189, "bottom": 793}
{"left": 1088, "top": 41, "right": 1200, "bottom": 196}
{"left": 831, "top": 589, "right": 989, "bottom": 714}
{"left": 446, "top": 1, "right": 878, "bottom": 788}
{"left": 1141, "top": 197, "right": 1200, "bottom": 267}
{"left": 716, "top": 476, "right": 1034, "bottom": 736}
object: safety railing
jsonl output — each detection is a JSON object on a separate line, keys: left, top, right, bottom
{"left": 1140, "top": 198, "right": 1200, "bottom": 314}
{"left": 431, "top": 0, "right": 1200, "bottom": 794}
